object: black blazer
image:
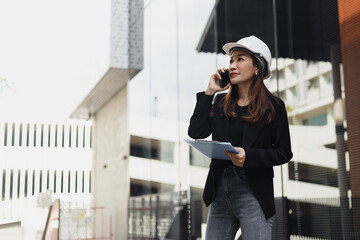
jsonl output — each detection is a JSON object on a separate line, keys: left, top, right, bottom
{"left": 188, "top": 91, "right": 293, "bottom": 218}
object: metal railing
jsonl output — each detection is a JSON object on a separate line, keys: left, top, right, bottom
{"left": 128, "top": 191, "right": 189, "bottom": 240}
{"left": 129, "top": 194, "right": 360, "bottom": 240}
{"left": 59, "top": 202, "right": 113, "bottom": 240}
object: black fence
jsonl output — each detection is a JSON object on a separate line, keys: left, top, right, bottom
{"left": 287, "top": 198, "right": 359, "bottom": 240}
{"left": 128, "top": 191, "right": 190, "bottom": 240}
{"left": 129, "top": 192, "right": 360, "bottom": 240}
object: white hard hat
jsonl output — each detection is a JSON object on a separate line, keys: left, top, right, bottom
{"left": 222, "top": 35, "right": 272, "bottom": 79}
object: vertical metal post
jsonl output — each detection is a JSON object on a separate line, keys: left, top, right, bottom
{"left": 155, "top": 195, "right": 160, "bottom": 240}
{"left": 133, "top": 198, "right": 136, "bottom": 238}
{"left": 273, "top": 1, "right": 289, "bottom": 239}
{"left": 175, "top": 0, "right": 182, "bottom": 195}
{"left": 331, "top": 44, "right": 351, "bottom": 239}
{"left": 141, "top": 197, "right": 145, "bottom": 237}
{"left": 214, "top": 0, "right": 219, "bottom": 68}
{"left": 149, "top": 195, "right": 153, "bottom": 239}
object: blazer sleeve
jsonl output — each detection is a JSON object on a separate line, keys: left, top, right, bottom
{"left": 188, "top": 92, "right": 215, "bottom": 139}
{"left": 243, "top": 99, "right": 293, "bottom": 168}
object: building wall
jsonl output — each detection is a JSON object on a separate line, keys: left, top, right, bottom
{"left": 338, "top": 0, "right": 360, "bottom": 231}
{"left": 110, "top": 0, "right": 143, "bottom": 70}
{"left": 93, "top": 85, "right": 129, "bottom": 240}
{"left": 265, "top": 59, "right": 337, "bottom": 126}
{"left": 0, "top": 120, "right": 92, "bottom": 238}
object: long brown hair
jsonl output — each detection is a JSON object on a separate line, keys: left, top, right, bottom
{"left": 221, "top": 55, "right": 276, "bottom": 123}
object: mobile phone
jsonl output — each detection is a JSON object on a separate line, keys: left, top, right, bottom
{"left": 219, "top": 70, "right": 230, "bottom": 88}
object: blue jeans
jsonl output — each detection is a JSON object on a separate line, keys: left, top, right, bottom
{"left": 205, "top": 166, "right": 273, "bottom": 240}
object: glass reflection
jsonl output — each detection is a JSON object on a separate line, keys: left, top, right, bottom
{"left": 127, "top": 0, "right": 358, "bottom": 239}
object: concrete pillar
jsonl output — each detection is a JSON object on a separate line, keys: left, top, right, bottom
{"left": 92, "top": 85, "right": 129, "bottom": 240}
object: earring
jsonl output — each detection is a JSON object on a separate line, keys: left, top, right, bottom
{"left": 255, "top": 72, "right": 258, "bottom": 76}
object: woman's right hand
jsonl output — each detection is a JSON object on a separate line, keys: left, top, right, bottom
{"left": 205, "top": 68, "right": 231, "bottom": 95}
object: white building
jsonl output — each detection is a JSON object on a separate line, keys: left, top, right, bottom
{"left": 0, "top": 119, "right": 92, "bottom": 239}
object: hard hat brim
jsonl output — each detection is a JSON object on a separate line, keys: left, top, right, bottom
{"left": 222, "top": 42, "right": 272, "bottom": 79}
{"left": 222, "top": 42, "right": 253, "bottom": 56}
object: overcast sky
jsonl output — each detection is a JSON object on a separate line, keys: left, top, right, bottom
{"left": 0, "top": 0, "right": 228, "bottom": 121}
{"left": 0, "top": 0, "right": 110, "bottom": 120}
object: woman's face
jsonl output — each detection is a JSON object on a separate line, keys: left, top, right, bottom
{"left": 228, "top": 50, "right": 258, "bottom": 85}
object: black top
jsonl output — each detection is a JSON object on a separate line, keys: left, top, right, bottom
{"left": 213, "top": 104, "right": 248, "bottom": 177}
{"left": 188, "top": 92, "right": 293, "bottom": 218}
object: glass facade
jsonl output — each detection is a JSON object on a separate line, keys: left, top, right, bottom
{"left": 128, "top": 0, "right": 359, "bottom": 239}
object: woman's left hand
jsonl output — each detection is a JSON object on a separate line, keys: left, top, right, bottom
{"left": 225, "top": 147, "right": 246, "bottom": 167}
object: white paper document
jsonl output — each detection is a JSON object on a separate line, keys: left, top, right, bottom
{"left": 184, "top": 139, "right": 239, "bottom": 161}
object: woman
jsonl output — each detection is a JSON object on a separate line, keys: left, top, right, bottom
{"left": 188, "top": 36, "right": 293, "bottom": 240}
